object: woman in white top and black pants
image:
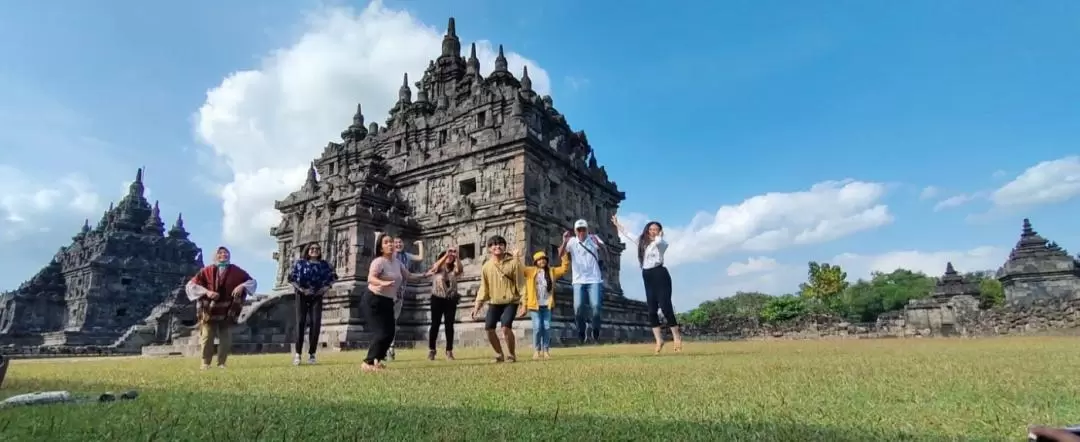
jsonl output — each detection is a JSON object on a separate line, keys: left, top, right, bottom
{"left": 612, "top": 215, "right": 683, "bottom": 354}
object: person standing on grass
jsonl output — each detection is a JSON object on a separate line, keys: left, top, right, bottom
{"left": 422, "top": 247, "right": 464, "bottom": 361}
{"left": 558, "top": 219, "right": 607, "bottom": 344}
{"left": 287, "top": 242, "right": 337, "bottom": 366}
{"left": 470, "top": 235, "right": 524, "bottom": 363}
{"left": 516, "top": 250, "right": 570, "bottom": 360}
{"left": 362, "top": 234, "right": 411, "bottom": 372}
{"left": 611, "top": 215, "right": 683, "bottom": 354}
{"left": 185, "top": 246, "right": 257, "bottom": 370}
{"left": 387, "top": 236, "right": 424, "bottom": 361}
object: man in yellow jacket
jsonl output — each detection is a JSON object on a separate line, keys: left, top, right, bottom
{"left": 517, "top": 250, "right": 571, "bottom": 360}
{"left": 471, "top": 235, "right": 524, "bottom": 363}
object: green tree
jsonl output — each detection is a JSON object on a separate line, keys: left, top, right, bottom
{"left": 964, "top": 271, "right": 1005, "bottom": 308}
{"left": 836, "top": 269, "right": 935, "bottom": 321}
{"left": 760, "top": 294, "right": 807, "bottom": 323}
{"left": 727, "top": 291, "right": 773, "bottom": 317}
{"left": 798, "top": 262, "right": 849, "bottom": 309}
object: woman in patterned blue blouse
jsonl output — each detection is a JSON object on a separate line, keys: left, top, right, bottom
{"left": 287, "top": 243, "right": 337, "bottom": 366}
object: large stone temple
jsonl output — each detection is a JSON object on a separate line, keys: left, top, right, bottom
{"left": 996, "top": 218, "right": 1080, "bottom": 304}
{"left": 139, "top": 17, "right": 652, "bottom": 356}
{"left": 0, "top": 169, "right": 203, "bottom": 349}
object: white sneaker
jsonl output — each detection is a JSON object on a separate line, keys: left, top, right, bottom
{"left": 292, "top": 353, "right": 301, "bottom": 366}
{"left": 307, "top": 355, "right": 316, "bottom": 365}
{"left": 386, "top": 347, "right": 396, "bottom": 361}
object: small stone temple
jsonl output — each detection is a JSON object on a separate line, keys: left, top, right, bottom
{"left": 903, "top": 262, "right": 982, "bottom": 336}
{"left": 139, "top": 17, "right": 651, "bottom": 356}
{"left": 997, "top": 218, "right": 1080, "bottom": 305}
{"left": 0, "top": 169, "right": 202, "bottom": 349}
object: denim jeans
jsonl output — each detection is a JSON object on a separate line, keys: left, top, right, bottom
{"left": 572, "top": 282, "right": 603, "bottom": 342}
{"left": 530, "top": 307, "right": 552, "bottom": 351}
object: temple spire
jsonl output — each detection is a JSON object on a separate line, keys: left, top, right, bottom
{"left": 167, "top": 213, "right": 189, "bottom": 240}
{"left": 127, "top": 168, "right": 145, "bottom": 197}
{"left": 341, "top": 103, "right": 368, "bottom": 141}
{"left": 304, "top": 162, "right": 318, "bottom": 190}
{"left": 494, "top": 44, "right": 508, "bottom": 72}
{"left": 398, "top": 73, "right": 412, "bottom": 104}
{"left": 440, "top": 17, "right": 461, "bottom": 57}
{"left": 466, "top": 42, "right": 481, "bottom": 77}
{"left": 143, "top": 201, "right": 165, "bottom": 236}
{"left": 521, "top": 65, "right": 533, "bottom": 91}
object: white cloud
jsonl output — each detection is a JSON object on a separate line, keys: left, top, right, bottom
{"left": 832, "top": 246, "right": 1004, "bottom": 280}
{"left": 991, "top": 155, "right": 1080, "bottom": 207}
{"left": 932, "top": 192, "right": 982, "bottom": 211}
{"left": 919, "top": 186, "right": 939, "bottom": 200}
{"left": 726, "top": 256, "right": 779, "bottom": 277}
{"left": 0, "top": 165, "right": 101, "bottom": 242}
{"left": 194, "top": 2, "right": 553, "bottom": 257}
{"left": 617, "top": 179, "right": 893, "bottom": 269}
{"left": 991, "top": 169, "right": 1009, "bottom": 180}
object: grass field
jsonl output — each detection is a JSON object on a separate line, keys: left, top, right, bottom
{"left": 2, "top": 337, "right": 1078, "bottom": 441}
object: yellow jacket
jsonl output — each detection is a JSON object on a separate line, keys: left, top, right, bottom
{"left": 520, "top": 254, "right": 570, "bottom": 311}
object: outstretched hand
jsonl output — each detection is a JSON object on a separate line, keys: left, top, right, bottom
{"left": 562, "top": 230, "right": 572, "bottom": 241}
{"left": 1030, "top": 426, "right": 1080, "bottom": 442}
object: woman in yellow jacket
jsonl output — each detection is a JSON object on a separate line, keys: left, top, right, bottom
{"left": 516, "top": 250, "right": 570, "bottom": 360}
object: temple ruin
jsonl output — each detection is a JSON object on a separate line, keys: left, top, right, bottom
{"left": 997, "top": 218, "right": 1080, "bottom": 304}
{"left": 0, "top": 169, "right": 202, "bottom": 349}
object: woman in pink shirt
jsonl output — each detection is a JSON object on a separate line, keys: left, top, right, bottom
{"left": 362, "top": 234, "right": 418, "bottom": 372}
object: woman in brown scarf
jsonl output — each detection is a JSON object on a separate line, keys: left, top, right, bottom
{"left": 185, "top": 246, "right": 258, "bottom": 370}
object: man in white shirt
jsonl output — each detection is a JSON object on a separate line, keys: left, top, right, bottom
{"left": 558, "top": 219, "right": 605, "bottom": 344}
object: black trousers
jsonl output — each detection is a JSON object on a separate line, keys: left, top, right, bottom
{"left": 364, "top": 294, "right": 397, "bottom": 364}
{"left": 294, "top": 294, "right": 324, "bottom": 355}
{"left": 428, "top": 296, "right": 458, "bottom": 351}
{"left": 643, "top": 266, "right": 678, "bottom": 328}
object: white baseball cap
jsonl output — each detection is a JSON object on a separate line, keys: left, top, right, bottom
{"left": 573, "top": 219, "right": 588, "bottom": 230}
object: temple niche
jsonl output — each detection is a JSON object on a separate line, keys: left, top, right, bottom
{"left": 236, "top": 17, "right": 651, "bottom": 351}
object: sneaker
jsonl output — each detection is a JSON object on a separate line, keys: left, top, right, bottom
{"left": 307, "top": 355, "right": 317, "bottom": 365}
{"left": 386, "top": 347, "right": 396, "bottom": 361}
{"left": 199, "top": 364, "right": 210, "bottom": 370}
{"left": 217, "top": 364, "right": 226, "bottom": 369}
{"left": 292, "top": 354, "right": 301, "bottom": 366}
{"left": 427, "top": 350, "right": 436, "bottom": 361}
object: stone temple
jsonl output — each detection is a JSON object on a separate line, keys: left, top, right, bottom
{"left": 139, "top": 18, "right": 651, "bottom": 356}
{"left": 997, "top": 218, "right": 1080, "bottom": 304}
{"left": 0, "top": 169, "right": 202, "bottom": 349}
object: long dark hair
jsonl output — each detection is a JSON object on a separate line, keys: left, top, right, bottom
{"left": 374, "top": 234, "right": 393, "bottom": 257}
{"left": 536, "top": 256, "right": 553, "bottom": 291}
{"left": 637, "top": 221, "right": 662, "bottom": 266}
{"left": 301, "top": 242, "right": 322, "bottom": 260}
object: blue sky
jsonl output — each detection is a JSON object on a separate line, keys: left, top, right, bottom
{"left": 0, "top": 0, "right": 1077, "bottom": 309}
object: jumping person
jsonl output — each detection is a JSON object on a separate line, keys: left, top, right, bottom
{"left": 185, "top": 246, "right": 257, "bottom": 370}
{"left": 470, "top": 235, "right": 524, "bottom": 363}
{"left": 516, "top": 250, "right": 570, "bottom": 360}
{"left": 611, "top": 215, "right": 682, "bottom": 354}
{"left": 387, "top": 237, "right": 424, "bottom": 361}
{"left": 363, "top": 234, "right": 423, "bottom": 372}
{"left": 287, "top": 242, "right": 337, "bottom": 366}
{"left": 422, "top": 248, "right": 463, "bottom": 360}
{"left": 558, "top": 219, "right": 606, "bottom": 344}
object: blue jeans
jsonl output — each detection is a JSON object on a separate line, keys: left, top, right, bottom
{"left": 573, "top": 282, "right": 603, "bottom": 341}
{"left": 530, "top": 307, "right": 552, "bottom": 351}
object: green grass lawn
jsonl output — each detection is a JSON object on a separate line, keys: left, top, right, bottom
{"left": 1, "top": 337, "right": 1078, "bottom": 441}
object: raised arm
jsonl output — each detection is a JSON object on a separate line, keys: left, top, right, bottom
{"left": 184, "top": 273, "right": 210, "bottom": 302}
{"left": 410, "top": 240, "right": 425, "bottom": 262}
{"left": 557, "top": 231, "right": 571, "bottom": 257}
{"left": 454, "top": 258, "right": 464, "bottom": 276}
{"left": 551, "top": 253, "right": 572, "bottom": 280}
{"left": 610, "top": 214, "right": 636, "bottom": 246}
{"left": 424, "top": 253, "right": 449, "bottom": 276}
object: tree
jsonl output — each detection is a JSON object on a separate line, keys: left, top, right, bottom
{"left": 760, "top": 295, "right": 807, "bottom": 323}
{"left": 798, "top": 262, "right": 849, "bottom": 309}
{"left": 727, "top": 291, "right": 772, "bottom": 317}
{"left": 836, "top": 269, "right": 935, "bottom": 322}
{"left": 964, "top": 271, "right": 1005, "bottom": 308}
